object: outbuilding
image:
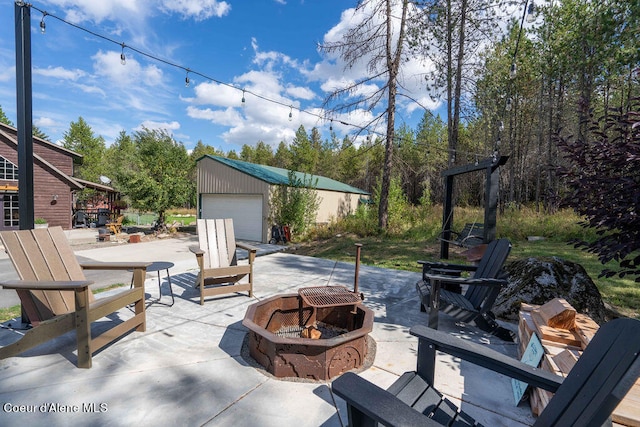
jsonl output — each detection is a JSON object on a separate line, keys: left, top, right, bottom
{"left": 195, "top": 155, "right": 370, "bottom": 242}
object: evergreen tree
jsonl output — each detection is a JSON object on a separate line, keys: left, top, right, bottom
{"left": 253, "top": 141, "right": 274, "bottom": 165}
{"left": 273, "top": 141, "right": 292, "bottom": 169}
{"left": 289, "top": 125, "right": 316, "bottom": 173}
{"left": 62, "top": 117, "right": 106, "bottom": 182}
{"left": 0, "top": 105, "right": 13, "bottom": 126}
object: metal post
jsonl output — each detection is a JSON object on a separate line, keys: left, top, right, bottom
{"left": 15, "top": 1, "right": 34, "bottom": 231}
{"left": 440, "top": 175, "right": 454, "bottom": 259}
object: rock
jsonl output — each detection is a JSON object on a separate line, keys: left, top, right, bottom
{"left": 493, "top": 256, "right": 607, "bottom": 324}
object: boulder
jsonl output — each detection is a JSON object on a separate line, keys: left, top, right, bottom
{"left": 494, "top": 256, "right": 607, "bottom": 324}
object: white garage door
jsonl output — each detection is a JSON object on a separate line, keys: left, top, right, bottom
{"left": 201, "top": 194, "right": 263, "bottom": 242}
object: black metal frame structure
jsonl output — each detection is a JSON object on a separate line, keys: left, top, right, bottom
{"left": 440, "top": 155, "right": 509, "bottom": 259}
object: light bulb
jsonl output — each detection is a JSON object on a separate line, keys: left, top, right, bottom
{"left": 510, "top": 63, "right": 517, "bottom": 79}
{"left": 329, "top": 120, "right": 333, "bottom": 131}
{"left": 40, "top": 18, "right": 46, "bottom": 34}
{"left": 526, "top": 2, "right": 536, "bottom": 23}
{"left": 185, "top": 72, "right": 190, "bottom": 87}
{"left": 120, "top": 44, "right": 126, "bottom": 65}
{"left": 241, "top": 90, "right": 246, "bottom": 108}
{"left": 506, "top": 97, "right": 513, "bottom": 111}
{"left": 288, "top": 107, "right": 293, "bottom": 122}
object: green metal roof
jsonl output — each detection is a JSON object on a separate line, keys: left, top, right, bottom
{"left": 203, "top": 155, "right": 369, "bottom": 195}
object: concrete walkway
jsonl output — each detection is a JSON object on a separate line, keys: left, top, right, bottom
{"left": 0, "top": 230, "right": 536, "bottom": 426}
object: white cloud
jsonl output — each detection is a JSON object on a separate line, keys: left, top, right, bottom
{"left": 190, "top": 81, "right": 241, "bottom": 107}
{"left": 285, "top": 85, "right": 316, "bottom": 101}
{"left": 159, "top": 0, "right": 231, "bottom": 20}
{"left": 42, "top": 0, "right": 229, "bottom": 23}
{"left": 44, "top": 0, "right": 144, "bottom": 24}
{"left": 76, "top": 84, "right": 107, "bottom": 97}
{"left": 34, "top": 66, "right": 87, "bottom": 81}
{"left": 135, "top": 120, "right": 181, "bottom": 132}
{"left": 34, "top": 116, "right": 57, "bottom": 128}
{"left": 91, "top": 50, "right": 164, "bottom": 88}
{"left": 186, "top": 106, "right": 242, "bottom": 127}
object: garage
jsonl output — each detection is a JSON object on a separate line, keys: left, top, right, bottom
{"left": 195, "top": 155, "right": 369, "bottom": 243}
{"left": 201, "top": 194, "right": 263, "bottom": 242}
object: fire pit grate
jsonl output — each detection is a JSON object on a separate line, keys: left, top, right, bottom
{"left": 298, "top": 286, "right": 361, "bottom": 308}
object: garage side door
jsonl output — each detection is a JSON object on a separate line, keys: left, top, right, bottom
{"left": 201, "top": 194, "right": 263, "bottom": 242}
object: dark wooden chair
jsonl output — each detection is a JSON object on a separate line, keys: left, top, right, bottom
{"left": 416, "top": 238, "right": 511, "bottom": 337}
{"left": 333, "top": 318, "right": 640, "bottom": 427}
{"left": 438, "top": 222, "right": 485, "bottom": 248}
{"left": 0, "top": 227, "right": 149, "bottom": 368}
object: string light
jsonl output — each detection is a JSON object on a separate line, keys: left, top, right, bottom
{"left": 506, "top": 97, "right": 513, "bottom": 111}
{"left": 21, "top": 2, "right": 496, "bottom": 161}
{"left": 509, "top": 63, "right": 517, "bottom": 79}
{"left": 526, "top": 1, "right": 536, "bottom": 23}
{"left": 185, "top": 70, "right": 190, "bottom": 87}
{"left": 329, "top": 119, "right": 333, "bottom": 131}
{"left": 39, "top": 12, "right": 47, "bottom": 34}
{"left": 241, "top": 90, "right": 246, "bottom": 108}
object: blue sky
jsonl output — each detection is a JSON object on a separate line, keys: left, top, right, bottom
{"left": 0, "top": 1, "right": 444, "bottom": 153}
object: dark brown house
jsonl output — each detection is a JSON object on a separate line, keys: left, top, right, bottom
{"left": 0, "top": 122, "right": 113, "bottom": 231}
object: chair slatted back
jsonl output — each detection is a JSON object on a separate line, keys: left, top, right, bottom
{"left": 196, "top": 219, "right": 237, "bottom": 269}
{"left": 0, "top": 227, "right": 93, "bottom": 324}
{"left": 536, "top": 318, "right": 640, "bottom": 426}
{"left": 464, "top": 238, "right": 511, "bottom": 308}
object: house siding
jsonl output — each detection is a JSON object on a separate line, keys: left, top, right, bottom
{"left": 0, "top": 125, "right": 80, "bottom": 230}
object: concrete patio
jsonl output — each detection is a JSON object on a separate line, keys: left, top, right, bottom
{"left": 0, "top": 232, "right": 536, "bottom": 426}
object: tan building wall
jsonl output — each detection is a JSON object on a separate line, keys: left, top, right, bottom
{"left": 314, "top": 189, "right": 361, "bottom": 224}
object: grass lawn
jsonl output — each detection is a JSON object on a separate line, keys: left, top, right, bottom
{"left": 288, "top": 235, "right": 639, "bottom": 319}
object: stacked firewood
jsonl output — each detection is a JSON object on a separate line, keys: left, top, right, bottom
{"left": 518, "top": 299, "right": 639, "bottom": 426}
{"left": 518, "top": 298, "right": 599, "bottom": 415}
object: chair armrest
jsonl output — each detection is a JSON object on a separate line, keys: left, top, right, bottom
{"left": 80, "top": 262, "right": 151, "bottom": 271}
{"left": 423, "top": 273, "right": 506, "bottom": 288}
{"left": 1, "top": 280, "right": 93, "bottom": 291}
{"left": 417, "top": 260, "right": 477, "bottom": 273}
{"left": 236, "top": 242, "right": 258, "bottom": 253}
{"left": 189, "top": 245, "right": 205, "bottom": 256}
{"left": 332, "top": 372, "right": 438, "bottom": 427}
{"left": 411, "top": 324, "right": 563, "bottom": 392}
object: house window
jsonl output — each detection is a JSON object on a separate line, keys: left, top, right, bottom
{"left": 3, "top": 194, "right": 19, "bottom": 227}
{"left": 0, "top": 156, "right": 19, "bottom": 180}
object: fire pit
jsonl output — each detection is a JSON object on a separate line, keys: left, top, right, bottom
{"left": 242, "top": 293, "right": 374, "bottom": 380}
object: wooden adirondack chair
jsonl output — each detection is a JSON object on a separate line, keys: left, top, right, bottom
{"left": 106, "top": 215, "right": 124, "bottom": 235}
{"left": 416, "top": 238, "right": 512, "bottom": 337}
{"left": 189, "top": 219, "right": 257, "bottom": 305}
{"left": 0, "top": 227, "right": 150, "bottom": 368}
{"left": 333, "top": 318, "right": 640, "bottom": 427}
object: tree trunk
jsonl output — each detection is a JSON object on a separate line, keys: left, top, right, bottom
{"left": 378, "top": 0, "right": 408, "bottom": 231}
